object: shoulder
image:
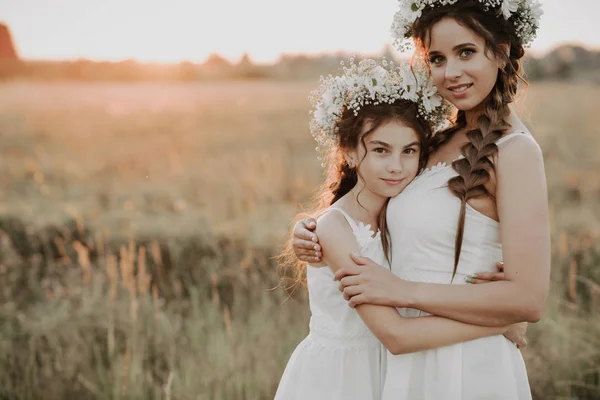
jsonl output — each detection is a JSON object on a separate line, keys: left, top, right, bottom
{"left": 496, "top": 131, "right": 543, "bottom": 168}
{"left": 495, "top": 131, "right": 546, "bottom": 191}
{"left": 315, "top": 209, "right": 353, "bottom": 242}
{"left": 315, "top": 209, "right": 362, "bottom": 268}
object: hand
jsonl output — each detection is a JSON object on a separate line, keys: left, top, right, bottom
{"left": 334, "top": 253, "right": 412, "bottom": 308}
{"left": 465, "top": 262, "right": 506, "bottom": 284}
{"left": 292, "top": 218, "right": 322, "bottom": 263}
{"left": 503, "top": 322, "right": 528, "bottom": 350}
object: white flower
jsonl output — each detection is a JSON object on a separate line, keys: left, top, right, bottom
{"left": 314, "top": 105, "right": 327, "bottom": 123}
{"left": 341, "top": 75, "right": 357, "bottom": 88}
{"left": 501, "top": 0, "right": 520, "bottom": 19}
{"left": 309, "top": 58, "right": 452, "bottom": 167}
{"left": 527, "top": 0, "right": 543, "bottom": 24}
{"left": 421, "top": 85, "right": 442, "bottom": 113}
{"left": 404, "top": 1, "right": 426, "bottom": 23}
{"left": 354, "top": 222, "right": 376, "bottom": 248}
{"left": 400, "top": 67, "right": 419, "bottom": 101}
{"left": 391, "top": 0, "right": 543, "bottom": 50}
{"left": 371, "top": 65, "right": 389, "bottom": 86}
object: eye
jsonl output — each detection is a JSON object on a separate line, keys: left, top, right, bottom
{"left": 403, "top": 148, "right": 418, "bottom": 155}
{"left": 429, "top": 55, "right": 444, "bottom": 65}
{"left": 373, "top": 147, "right": 388, "bottom": 154}
{"left": 459, "top": 48, "right": 475, "bottom": 58}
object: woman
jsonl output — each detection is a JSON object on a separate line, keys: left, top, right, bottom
{"left": 291, "top": 1, "right": 549, "bottom": 398}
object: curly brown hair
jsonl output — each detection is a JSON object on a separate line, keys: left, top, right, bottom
{"left": 411, "top": 0, "right": 527, "bottom": 278}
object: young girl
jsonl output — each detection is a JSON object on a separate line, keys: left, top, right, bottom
{"left": 275, "top": 59, "right": 526, "bottom": 400}
{"left": 292, "top": 1, "right": 549, "bottom": 399}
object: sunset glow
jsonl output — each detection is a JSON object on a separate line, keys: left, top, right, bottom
{"left": 2, "top": 0, "right": 600, "bottom": 64}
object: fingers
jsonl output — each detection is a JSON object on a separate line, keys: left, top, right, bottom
{"left": 348, "top": 294, "right": 368, "bottom": 308}
{"left": 292, "top": 237, "right": 321, "bottom": 252}
{"left": 349, "top": 253, "right": 376, "bottom": 266}
{"left": 304, "top": 218, "right": 317, "bottom": 231}
{"left": 342, "top": 285, "right": 362, "bottom": 300}
{"left": 294, "top": 219, "right": 319, "bottom": 242}
{"left": 465, "top": 272, "right": 505, "bottom": 284}
{"left": 291, "top": 238, "right": 322, "bottom": 262}
{"left": 297, "top": 253, "right": 322, "bottom": 263}
{"left": 338, "top": 276, "right": 360, "bottom": 292}
{"left": 301, "top": 218, "right": 317, "bottom": 232}
{"left": 333, "top": 265, "right": 362, "bottom": 281}
{"left": 516, "top": 338, "right": 528, "bottom": 350}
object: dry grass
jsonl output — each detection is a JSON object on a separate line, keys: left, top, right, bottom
{"left": 0, "top": 80, "right": 599, "bottom": 399}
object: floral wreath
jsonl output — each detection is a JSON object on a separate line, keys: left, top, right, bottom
{"left": 391, "top": 0, "right": 543, "bottom": 52}
{"left": 309, "top": 58, "right": 453, "bottom": 167}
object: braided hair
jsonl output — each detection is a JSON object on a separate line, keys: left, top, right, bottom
{"left": 412, "top": 0, "right": 527, "bottom": 277}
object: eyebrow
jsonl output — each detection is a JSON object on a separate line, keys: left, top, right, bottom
{"left": 428, "top": 42, "right": 477, "bottom": 56}
{"left": 369, "top": 140, "right": 420, "bottom": 148}
{"left": 369, "top": 140, "right": 390, "bottom": 147}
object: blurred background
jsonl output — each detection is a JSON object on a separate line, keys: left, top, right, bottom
{"left": 0, "top": 0, "right": 599, "bottom": 399}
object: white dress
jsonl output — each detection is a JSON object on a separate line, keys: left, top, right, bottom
{"left": 275, "top": 207, "right": 388, "bottom": 400}
{"left": 382, "top": 132, "right": 534, "bottom": 400}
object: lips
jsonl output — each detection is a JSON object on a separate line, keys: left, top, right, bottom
{"left": 381, "top": 178, "right": 406, "bottom": 186}
{"left": 447, "top": 83, "right": 473, "bottom": 93}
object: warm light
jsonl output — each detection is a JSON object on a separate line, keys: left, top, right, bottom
{"left": 1, "top": 0, "right": 600, "bottom": 64}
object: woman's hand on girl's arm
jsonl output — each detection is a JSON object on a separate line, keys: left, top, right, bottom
{"left": 292, "top": 218, "right": 322, "bottom": 263}
{"left": 334, "top": 254, "right": 406, "bottom": 308}
{"left": 319, "top": 211, "right": 516, "bottom": 354}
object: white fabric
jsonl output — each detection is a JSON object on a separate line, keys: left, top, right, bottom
{"left": 275, "top": 207, "right": 388, "bottom": 400}
{"left": 382, "top": 131, "right": 534, "bottom": 400}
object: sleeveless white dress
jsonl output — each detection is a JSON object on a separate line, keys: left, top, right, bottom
{"left": 275, "top": 207, "right": 388, "bottom": 400}
{"left": 382, "top": 132, "right": 534, "bottom": 400}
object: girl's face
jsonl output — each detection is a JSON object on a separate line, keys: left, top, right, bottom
{"left": 426, "top": 17, "right": 502, "bottom": 111}
{"left": 349, "top": 120, "right": 421, "bottom": 199}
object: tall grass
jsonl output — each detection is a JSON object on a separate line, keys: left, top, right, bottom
{"left": 0, "top": 80, "right": 598, "bottom": 399}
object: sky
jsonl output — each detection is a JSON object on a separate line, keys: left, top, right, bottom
{"left": 1, "top": 0, "right": 599, "bottom": 64}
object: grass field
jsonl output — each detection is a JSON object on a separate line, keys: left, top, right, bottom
{"left": 0, "top": 80, "right": 599, "bottom": 399}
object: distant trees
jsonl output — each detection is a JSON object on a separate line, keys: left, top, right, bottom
{"left": 0, "top": 18, "right": 597, "bottom": 83}
{"left": 0, "top": 24, "right": 18, "bottom": 60}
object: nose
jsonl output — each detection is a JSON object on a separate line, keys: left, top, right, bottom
{"left": 445, "top": 58, "right": 463, "bottom": 80}
{"left": 388, "top": 156, "right": 403, "bottom": 174}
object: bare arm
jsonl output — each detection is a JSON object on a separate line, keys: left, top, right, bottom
{"left": 317, "top": 211, "right": 515, "bottom": 355}
{"left": 337, "top": 135, "right": 551, "bottom": 327}
{"left": 407, "top": 135, "right": 550, "bottom": 326}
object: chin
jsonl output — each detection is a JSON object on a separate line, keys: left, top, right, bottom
{"left": 449, "top": 99, "right": 482, "bottom": 112}
{"left": 381, "top": 186, "right": 406, "bottom": 198}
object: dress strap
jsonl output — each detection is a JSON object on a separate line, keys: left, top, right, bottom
{"left": 496, "top": 130, "right": 529, "bottom": 146}
{"left": 319, "top": 207, "right": 360, "bottom": 233}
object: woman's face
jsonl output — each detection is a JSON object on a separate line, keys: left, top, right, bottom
{"left": 426, "top": 17, "right": 502, "bottom": 111}
{"left": 349, "top": 120, "right": 421, "bottom": 200}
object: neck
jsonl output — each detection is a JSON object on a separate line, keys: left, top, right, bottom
{"left": 344, "top": 181, "right": 386, "bottom": 227}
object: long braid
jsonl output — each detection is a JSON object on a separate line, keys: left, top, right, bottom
{"left": 447, "top": 45, "right": 523, "bottom": 278}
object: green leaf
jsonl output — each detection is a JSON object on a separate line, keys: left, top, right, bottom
{"left": 411, "top": 2, "right": 419, "bottom": 12}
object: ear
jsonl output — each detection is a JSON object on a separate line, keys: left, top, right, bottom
{"left": 498, "top": 43, "right": 511, "bottom": 69}
{"left": 343, "top": 149, "right": 358, "bottom": 168}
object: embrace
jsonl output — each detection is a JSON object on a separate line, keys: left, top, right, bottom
{"left": 275, "top": 1, "right": 549, "bottom": 399}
